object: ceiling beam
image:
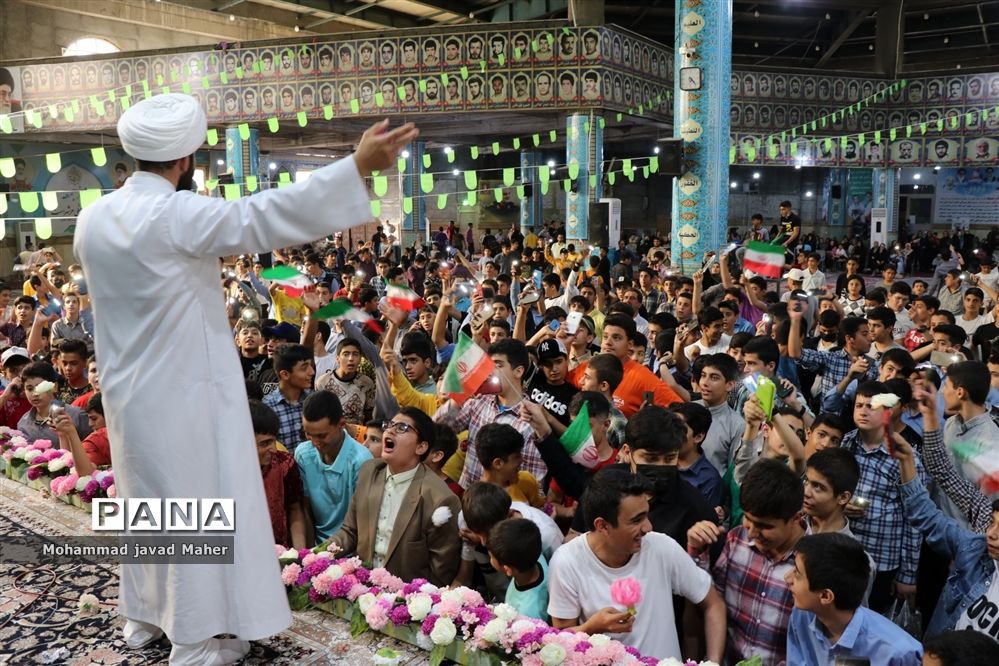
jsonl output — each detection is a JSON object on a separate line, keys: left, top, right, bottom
{"left": 875, "top": 0, "right": 904, "bottom": 76}
{"left": 815, "top": 10, "right": 869, "bottom": 67}
{"left": 978, "top": 3, "right": 993, "bottom": 54}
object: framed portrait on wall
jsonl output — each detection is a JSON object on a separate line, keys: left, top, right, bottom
{"left": 788, "top": 75, "right": 802, "bottom": 99}
{"left": 757, "top": 74, "right": 772, "bottom": 98}
{"left": 803, "top": 76, "right": 816, "bottom": 100}
{"left": 946, "top": 77, "right": 965, "bottom": 103}
{"left": 443, "top": 37, "right": 461, "bottom": 66}
{"left": 611, "top": 34, "right": 622, "bottom": 64}
{"left": 817, "top": 78, "right": 831, "bottom": 101}
{"left": 378, "top": 40, "right": 397, "bottom": 71}
{"left": 336, "top": 44, "right": 355, "bottom": 73}
{"left": 358, "top": 42, "right": 377, "bottom": 71}
{"left": 814, "top": 138, "right": 839, "bottom": 165}
{"left": 222, "top": 89, "right": 240, "bottom": 120}
{"left": 317, "top": 45, "right": 335, "bottom": 73}
{"left": 623, "top": 77, "right": 633, "bottom": 105}
{"left": 988, "top": 74, "right": 999, "bottom": 99}
{"left": 488, "top": 33, "right": 507, "bottom": 64}
{"left": 240, "top": 86, "right": 259, "bottom": 116}
{"left": 536, "top": 70, "right": 555, "bottom": 103}
{"left": 730, "top": 73, "right": 741, "bottom": 96}
{"left": 277, "top": 49, "right": 297, "bottom": 78}
{"left": 318, "top": 83, "right": 334, "bottom": 108}
{"left": 488, "top": 73, "right": 508, "bottom": 104}
{"left": 888, "top": 139, "right": 920, "bottom": 165}
{"left": 259, "top": 85, "right": 278, "bottom": 113}
{"left": 336, "top": 81, "right": 355, "bottom": 112}
{"left": 841, "top": 138, "right": 861, "bottom": 164}
{"left": 298, "top": 46, "right": 318, "bottom": 75}
{"left": 400, "top": 40, "right": 419, "bottom": 70}
{"left": 757, "top": 104, "right": 772, "bottom": 128}
{"left": 465, "top": 75, "right": 486, "bottom": 107}
{"left": 773, "top": 75, "right": 787, "bottom": 98}
{"left": 846, "top": 79, "right": 860, "bottom": 101}
{"left": 443, "top": 75, "right": 462, "bottom": 107}
{"left": 926, "top": 78, "right": 944, "bottom": 103}
{"left": 422, "top": 77, "right": 442, "bottom": 107}
{"left": 512, "top": 32, "right": 531, "bottom": 63}
{"left": 422, "top": 38, "right": 441, "bottom": 68}
{"left": 582, "top": 30, "right": 600, "bottom": 60}
{"left": 378, "top": 79, "right": 397, "bottom": 109}
{"left": 861, "top": 80, "right": 874, "bottom": 99}
{"left": 928, "top": 138, "right": 960, "bottom": 165}
{"left": 742, "top": 73, "right": 756, "bottom": 97}
{"left": 622, "top": 37, "right": 633, "bottom": 67}
{"left": 906, "top": 80, "right": 924, "bottom": 104}
{"left": 300, "top": 85, "right": 316, "bottom": 112}
{"left": 832, "top": 78, "right": 845, "bottom": 101}
{"left": 741, "top": 103, "right": 757, "bottom": 127}
{"left": 773, "top": 105, "right": 786, "bottom": 128}
{"left": 557, "top": 71, "right": 577, "bottom": 103}
{"left": 84, "top": 63, "right": 99, "bottom": 89}
{"left": 278, "top": 85, "right": 298, "bottom": 114}
{"left": 466, "top": 35, "right": 486, "bottom": 64}
{"left": 205, "top": 90, "right": 222, "bottom": 118}
{"left": 965, "top": 137, "right": 999, "bottom": 164}
{"left": 536, "top": 32, "right": 554, "bottom": 62}
{"left": 399, "top": 78, "right": 419, "bottom": 108}
{"left": 640, "top": 44, "right": 651, "bottom": 72}
{"left": 558, "top": 31, "right": 577, "bottom": 62}
{"left": 258, "top": 50, "right": 276, "bottom": 78}
{"left": 738, "top": 135, "right": 759, "bottom": 163}
{"left": 966, "top": 75, "right": 985, "bottom": 100}
{"left": 788, "top": 106, "right": 801, "bottom": 127}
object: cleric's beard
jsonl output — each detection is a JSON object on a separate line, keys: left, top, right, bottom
{"left": 177, "top": 157, "right": 196, "bottom": 192}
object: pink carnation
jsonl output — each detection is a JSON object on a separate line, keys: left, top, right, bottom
{"left": 280, "top": 563, "right": 302, "bottom": 586}
{"left": 275, "top": 544, "right": 287, "bottom": 558}
{"left": 346, "top": 583, "right": 368, "bottom": 601}
{"left": 369, "top": 568, "right": 404, "bottom": 593}
{"left": 460, "top": 588, "right": 484, "bottom": 608}
{"left": 107, "top": 484, "right": 116, "bottom": 498}
{"left": 434, "top": 598, "right": 462, "bottom": 619}
{"left": 338, "top": 556, "right": 362, "bottom": 575}
{"left": 365, "top": 601, "right": 390, "bottom": 630}
{"left": 311, "top": 572, "right": 333, "bottom": 595}
{"left": 302, "top": 553, "right": 318, "bottom": 568}
{"left": 610, "top": 577, "right": 642, "bottom": 608}
{"left": 33, "top": 439, "right": 53, "bottom": 450}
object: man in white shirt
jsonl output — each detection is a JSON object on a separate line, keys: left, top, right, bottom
{"left": 548, "top": 468, "right": 726, "bottom": 662}
{"left": 684, "top": 307, "right": 732, "bottom": 362}
{"left": 801, "top": 253, "right": 827, "bottom": 293}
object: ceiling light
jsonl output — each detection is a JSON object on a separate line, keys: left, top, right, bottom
{"left": 956, "top": 64, "right": 962, "bottom": 70}
{"left": 923, "top": 13, "right": 929, "bottom": 20}
{"left": 268, "top": 162, "right": 277, "bottom": 170}
{"left": 913, "top": 184, "right": 919, "bottom": 190}
{"left": 549, "top": 168, "right": 556, "bottom": 175}
{"left": 815, "top": 45, "right": 821, "bottom": 52}
{"left": 730, "top": 181, "right": 738, "bottom": 189}
{"left": 401, "top": 150, "right": 410, "bottom": 159}
{"left": 934, "top": 166, "right": 941, "bottom": 171}
{"left": 216, "top": 159, "right": 224, "bottom": 165}
{"left": 806, "top": 191, "right": 814, "bottom": 197}
{"left": 754, "top": 10, "right": 759, "bottom": 18}
{"left": 869, "top": 44, "right": 874, "bottom": 51}
{"left": 794, "top": 164, "right": 802, "bottom": 170}
{"left": 294, "top": 25, "right": 300, "bottom": 32}
{"left": 825, "top": 12, "right": 831, "bottom": 20}
{"left": 754, "top": 42, "right": 759, "bottom": 48}
{"left": 229, "top": 14, "right": 235, "bottom": 21}
{"left": 547, "top": 159, "right": 556, "bottom": 167}
{"left": 752, "top": 172, "right": 761, "bottom": 180}
{"left": 452, "top": 169, "right": 459, "bottom": 175}
{"left": 443, "top": 145, "right": 452, "bottom": 153}
{"left": 944, "top": 37, "right": 949, "bottom": 44}
{"left": 913, "top": 173, "right": 921, "bottom": 180}
{"left": 654, "top": 146, "right": 660, "bottom": 154}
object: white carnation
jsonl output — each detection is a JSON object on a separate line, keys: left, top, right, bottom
{"left": 325, "top": 564, "right": 344, "bottom": 580}
{"left": 870, "top": 393, "right": 901, "bottom": 409}
{"left": 47, "top": 458, "right": 68, "bottom": 472}
{"left": 510, "top": 620, "right": 537, "bottom": 636}
{"left": 440, "top": 589, "right": 464, "bottom": 605}
{"left": 656, "top": 659, "right": 684, "bottom": 666}
{"left": 431, "top": 505, "right": 453, "bottom": 526}
{"left": 357, "top": 592, "right": 377, "bottom": 614}
{"left": 34, "top": 381, "right": 56, "bottom": 395}
{"left": 279, "top": 548, "right": 298, "bottom": 560}
{"left": 588, "top": 634, "right": 611, "bottom": 647}
{"left": 23, "top": 449, "right": 43, "bottom": 462}
{"left": 75, "top": 475, "right": 92, "bottom": 492}
{"left": 429, "top": 616, "right": 457, "bottom": 646}
{"left": 406, "top": 593, "right": 433, "bottom": 621}
{"left": 480, "top": 617, "right": 507, "bottom": 643}
{"left": 493, "top": 603, "right": 518, "bottom": 622}
{"left": 539, "top": 643, "right": 566, "bottom": 666}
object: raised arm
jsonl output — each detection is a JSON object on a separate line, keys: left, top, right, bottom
{"left": 692, "top": 269, "right": 704, "bottom": 315}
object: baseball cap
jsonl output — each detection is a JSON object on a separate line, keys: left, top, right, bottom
{"left": 782, "top": 268, "right": 805, "bottom": 282}
{"left": 538, "top": 339, "right": 568, "bottom": 362}
{"left": 578, "top": 315, "right": 596, "bottom": 335}
{"left": 1, "top": 347, "right": 29, "bottom": 367}
{"left": 262, "top": 322, "right": 300, "bottom": 342}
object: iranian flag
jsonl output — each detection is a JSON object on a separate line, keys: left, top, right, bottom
{"left": 742, "top": 241, "right": 785, "bottom": 279}
{"left": 442, "top": 333, "right": 495, "bottom": 404}
{"left": 559, "top": 401, "right": 602, "bottom": 468}
{"left": 261, "top": 265, "right": 312, "bottom": 297}
{"left": 313, "top": 298, "right": 371, "bottom": 323}
{"left": 386, "top": 285, "right": 426, "bottom": 312}
{"left": 951, "top": 439, "right": 999, "bottom": 495}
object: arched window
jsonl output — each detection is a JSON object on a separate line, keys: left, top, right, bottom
{"left": 63, "top": 37, "right": 120, "bottom": 57}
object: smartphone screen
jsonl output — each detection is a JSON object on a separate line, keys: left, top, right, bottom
{"left": 548, "top": 320, "right": 560, "bottom": 332}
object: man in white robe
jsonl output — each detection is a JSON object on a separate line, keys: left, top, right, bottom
{"left": 74, "top": 93, "right": 416, "bottom": 665}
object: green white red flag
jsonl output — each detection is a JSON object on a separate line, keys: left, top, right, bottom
{"left": 386, "top": 285, "right": 426, "bottom": 311}
{"left": 261, "top": 265, "right": 312, "bottom": 297}
{"left": 312, "top": 298, "right": 371, "bottom": 323}
{"left": 559, "top": 401, "right": 602, "bottom": 468}
{"left": 442, "top": 332, "right": 495, "bottom": 404}
{"left": 742, "top": 241, "right": 785, "bottom": 279}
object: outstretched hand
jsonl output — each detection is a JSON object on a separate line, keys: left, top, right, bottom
{"left": 354, "top": 120, "right": 419, "bottom": 177}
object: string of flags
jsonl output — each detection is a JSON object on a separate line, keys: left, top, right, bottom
{"left": 0, "top": 154, "right": 664, "bottom": 224}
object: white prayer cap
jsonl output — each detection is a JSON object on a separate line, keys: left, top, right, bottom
{"left": 117, "top": 93, "right": 206, "bottom": 162}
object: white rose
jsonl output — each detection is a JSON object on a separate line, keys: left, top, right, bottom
{"left": 588, "top": 634, "right": 611, "bottom": 647}
{"left": 47, "top": 458, "right": 68, "bottom": 472}
{"left": 75, "top": 475, "right": 92, "bottom": 491}
{"left": 539, "top": 643, "right": 566, "bottom": 666}
{"left": 480, "top": 617, "right": 507, "bottom": 643}
{"left": 24, "top": 449, "right": 42, "bottom": 462}
{"left": 429, "top": 616, "right": 457, "bottom": 646}
{"left": 357, "top": 593, "right": 377, "bottom": 614}
{"left": 493, "top": 603, "right": 518, "bottom": 622}
{"left": 870, "top": 393, "right": 900, "bottom": 409}
{"left": 406, "top": 593, "right": 433, "bottom": 621}
{"left": 656, "top": 659, "right": 684, "bottom": 666}
{"left": 431, "top": 505, "right": 453, "bottom": 527}
{"left": 325, "top": 564, "right": 344, "bottom": 580}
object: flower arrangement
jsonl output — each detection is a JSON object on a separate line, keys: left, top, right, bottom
{"left": 274, "top": 547, "right": 753, "bottom": 666}
{"left": 0, "top": 428, "right": 115, "bottom": 503}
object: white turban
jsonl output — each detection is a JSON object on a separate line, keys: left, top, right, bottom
{"left": 117, "top": 93, "right": 206, "bottom": 162}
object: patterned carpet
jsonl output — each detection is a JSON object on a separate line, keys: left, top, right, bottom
{"left": 0, "top": 478, "right": 428, "bottom": 665}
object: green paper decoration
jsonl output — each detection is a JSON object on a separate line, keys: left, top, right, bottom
{"left": 616, "top": 113, "right": 623, "bottom": 121}
{"left": 494, "top": 187, "right": 503, "bottom": 202}
{"left": 351, "top": 99, "right": 360, "bottom": 114}
{"left": 874, "top": 130, "right": 881, "bottom": 143}
{"left": 790, "top": 142, "right": 798, "bottom": 157}
{"left": 746, "top": 146, "right": 757, "bottom": 162}
{"left": 562, "top": 179, "right": 571, "bottom": 193}
{"left": 63, "top": 106, "right": 75, "bottom": 123}
{"left": 538, "top": 166, "right": 549, "bottom": 183}
{"left": 402, "top": 197, "right": 413, "bottom": 214}
{"left": 622, "top": 159, "right": 632, "bottom": 174}
{"left": 464, "top": 190, "right": 477, "bottom": 206}
{"left": 516, "top": 185, "right": 525, "bottom": 198}
{"left": 206, "top": 179, "right": 218, "bottom": 191}
{"left": 513, "top": 138, "right": 521, "bottom": 150}
{"left": 370, "top": 200, "right": 381, "bottom": 217}
{"left": 19, "top": 192, "right": 40, "bottom": 213}
{"left": 540, "top": 181, "right": 549, "bottom": 195}
{"left": 460, "top": 66, "right": 468, "bottom": 79}
{"left": 498, "top": 54, "right": 505, "bottom": 66}
{"left": 397, "top": 158, "right": 406, "bottom": 173}
{"left": 568, "top": 163, "right": 579, "bottom": 180}
{"left": 0, "top": 193, "right": 6, "bottom": 215}
{"left": 470, "top": 146, "right": 479, "bottom": 160}
{"left": 550, "top": 130, "right": 557, "bottom": 143}
{"left": 491, "top": 142, "right": 500, "bottom": 155}
{"left": 324, "top": 105, "right": 334, "bottom": 120}
{"left": 45, "top": 153, "right": 61, "bottom": 173}
{"left": 398, "top": 87, "right": 406, "bottom": 101}
{"left": 35, "top": 217, "right": 52, "bottom": 240}
{"left": 920, "top": 122, "right": 927, "bottom": 134}
{"left": 420, "top": 173, "right": 434, "bottom": 193}
{"left": 906, "top": 126, "right": 913, "bottom": 137}
{"left": 729, "top": 146, "right": 737, "bottom": 164}
{"left": 238, "top": 123, "right": 250, "bottom": 140}
{"left": 220, "top": 71, "right": 229, "bottom": 84}
{"left": 642, "top": 167, "right": 649, "bottom": 179}
{"left": 464, "top": 170, "right": 477, "bottom": 189}
{"left": 246, "top": 176, "right": 258, "bottom": 192}
{"left": 607, "top": 172, "right": 616, "bottom": 185}
{"left": 503, "top": 168, "right": 515, "bottom": 187}
{"left": 42, "top": 191, "right": 58, "bottom": 212}
{"left": 375, "top": 92, "right": 385, "bottom": 107}
{"left": 91, "top": 147, "right": 107, "bottom": 166}
{"left": 0, "top": 158, "right": 14, "bottom": 178}
{"left": 890, "top": 128, "right": 897, "bottom": 141}
{"left": 373, "top": 176, "right": 388, "bottom": 197}
{"left": 423, "top": 153, "right": 432, "bottom": 169}
{"left": 589, "top": 175, "right": 597, "bottom": 189}
{"left": 297, "top": 111, "right": 308, "bottom": 127}
{"left": 224, "top": 184, "right": 241, "bottom": 201}
{"left": 268, "top": 117, "right": 279, "bottom": 132}
{"left": 532, "top": 134, "right": 540, "bottom": 147}
{"left": 649, "top": 157, "right": 659, "bottom": 173}
{"left": 437, "top": 194, "right": 447, "bottom": 209}
{"left": 418, "top": 79, "right": 426, "bottom": 93}
{"left": 182, "top": 82, "right": 191, "bottom": 94}
{"left": 599, "top": 117, "right": 605, "bottom": 128}
{"left": 207, "top": 128, "right": 219, "bottom": 145}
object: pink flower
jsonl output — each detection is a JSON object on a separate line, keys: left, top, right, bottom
{"left": 369, "top": 568, "right": 404, "bottom": 593}
{"left": 460, "top": 588, "right": 484, "bottom": 608}
{"left": 107, "top": 484, "right": 116, "bottom": 498}
{"left": 275, "top": 544, "right": 287, "bottom": 558}
{"left": 338, "top": 556, "right": 362, "bottom": 575}
{"left": 280, "top": 563, "right": 302, "bottom": 586}
{"left": 347, "top": 583, "right": 368, "bottom": 601}
{"left": 610, "top": 577, "right": 642, "bottom": 611}
{"left": 312, "top": 572, "right": 333, "bottom": 595}
{"left": 33, "top": 439, "right": 53, "bottom": 450}
{"left": 302, "top": 553, "right": 318, "bottom": 568}
{"left": 365, "top": 601, "right": 390, "bottom": 630}
{"left": 434, "top": 598, "right": 462, "bottom": 619}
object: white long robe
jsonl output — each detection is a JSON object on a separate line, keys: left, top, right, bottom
{"left": 74, "top": 157, "right": 370, "bottom": 643}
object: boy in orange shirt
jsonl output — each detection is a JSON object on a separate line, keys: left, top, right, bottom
{"left": 476, "top": 422, "right": 545, "bottom": 508}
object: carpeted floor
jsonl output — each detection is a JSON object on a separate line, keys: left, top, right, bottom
{"left": 0, "top": 477, "right": 428, "bottom": 665}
